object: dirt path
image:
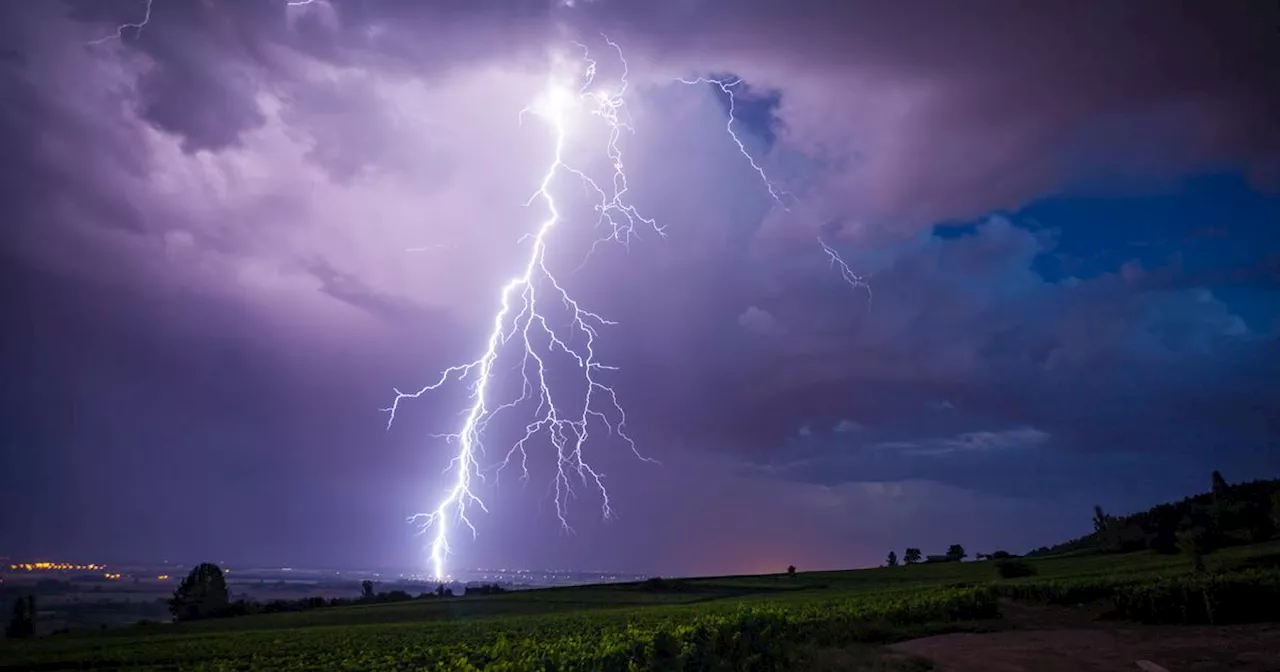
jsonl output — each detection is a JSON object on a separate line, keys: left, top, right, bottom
{"left": 889, "top": 600, "right": 1280, "bottom": 672}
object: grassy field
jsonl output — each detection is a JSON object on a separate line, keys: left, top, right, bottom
{"left": 3, "top": 541, "right": 1279, "bottom": 671}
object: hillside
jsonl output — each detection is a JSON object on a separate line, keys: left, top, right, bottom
{"left": 1027, "top": 473, "right": 1280, "bottom": 557}
{"left": 3, "top": 541, "right": 1279, "bottom": 670}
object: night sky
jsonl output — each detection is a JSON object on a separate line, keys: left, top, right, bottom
{"left": 1, "top": 0, "right": 1278, "bottom": 577}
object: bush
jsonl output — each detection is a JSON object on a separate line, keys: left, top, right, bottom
{"left": 995, "top": 576, "right": 1143, "bottom": 605}
{"left": 466, "top": 584, "right": 509, "bottom": 596}
{"left": 636, "top": 577, "right": 695, "bottom": 593}
{"left": 994, "top": 560, "right": 1037, "bottom": 579}
{"left": 997, "top": 567, "right": 1280, "bottom": 625}
{"left": 1112, "top": 569, "right": 1280, "bottom": 625}
{"left": 169, "top": 563, "right": 229, "bottom": 622}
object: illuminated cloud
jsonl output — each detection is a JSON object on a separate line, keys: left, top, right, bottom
{"left": 0, "top": 0, "right": 1275, "bottom": 572}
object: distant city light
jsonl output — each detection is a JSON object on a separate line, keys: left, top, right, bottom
{"left": 8, "top": 562, "right": 106, "bottom": 571}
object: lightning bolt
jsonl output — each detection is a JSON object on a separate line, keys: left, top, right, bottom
{"left": 680, "top": 75, "right": 873, "bottom": 297}
{"left": 678, "top": 76, "right": 794, "bottom": 209}
{"left": 88, "top": 0, "right": 323, "bottom": 47}
{"left": 384, "top": 38, "right": 659, "bottom": 580}
{"left": 819, "top": 240, "right": 873, "bottom": 301}
{"left": 78, "top": 0, "right": 868, "bottom": 577}
{"left": 86, "top": 0, "right": 154, "bottom": 45}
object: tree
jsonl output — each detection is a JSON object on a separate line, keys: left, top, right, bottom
{"left": 169, "top": 563, "right": 230, "bottom": 622}
{"left": 361, "top": 580, "right": 375, "bottom": 600}
{"left": 904, "top": 548, "right": 922, "bottom": 565}
{"left": 946, "top": 544, "right": 966, "bottom": 561}
{"left": 5, "top": 595, "right": 36, "bottom": 639}
{"left": 1211, "top": 470, "right": 1229, "bottom": 497}
{"left": 1092, "top": 504, "right": 1110, "bottom": 534}
{"left": 1271, "top": 491, "right": 1280, "bottom": 535}
{"left": 786, "top": 565, "right": 796, "bottom": 576}
{"left": 885, "top": 551, "right": 898, "bottom": 567}
{"left": 1176, "top": 526, "right": 1208, "bottom": 572}
{"left": 1092, "top": 504, "right": 1123, "bottom": 551}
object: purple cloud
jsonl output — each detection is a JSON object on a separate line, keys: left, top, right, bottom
{"left": 0, "top": 0, "right": 1276, "bottom": 572}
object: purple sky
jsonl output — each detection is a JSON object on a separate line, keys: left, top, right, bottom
{"left": 1, "top": 0, "right": 1278, "bottom": 576}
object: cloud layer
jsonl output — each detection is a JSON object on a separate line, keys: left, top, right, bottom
{"left": 1, "top": 0, "right": 1277, "bottom": 572}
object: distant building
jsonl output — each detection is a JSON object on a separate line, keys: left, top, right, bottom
{"left": 924, "top": 555, "right": 956, "bottom": 563}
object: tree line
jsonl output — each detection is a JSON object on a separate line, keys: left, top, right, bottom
{"left": 872, "top": 471, "right": 1280, "bottom": 576}
{"left": 884, "top": 544, "right": 973, "bottom": 567}
{"left": 4, "top": 562, "right": 511, "bottom": 636}
{"left": 167, "top": 563, "right": 507, "bottom": 622}
{"left": 1030, "top": 472, "right": 1280, "bottom": 558}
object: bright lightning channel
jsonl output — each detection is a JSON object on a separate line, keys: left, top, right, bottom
{"left": 820, "top": 240, "right": 873, "bottom": 301}
{"left": 81, "top": 0, "right": 866, "bottom": 575}
{"left": 677, "top": 76, "right": 794, "bottom": 209}
{"left": 88, "top": 0, "right": 319, "bottom": 46}
{"left": 384, "top": 39, "right": 659, "bottom": 581}
{"left": 680, "top": 76, "right": 871, "bottom": 295}
{"left": 86, "top": 0, "right": 154, "bottom": 45}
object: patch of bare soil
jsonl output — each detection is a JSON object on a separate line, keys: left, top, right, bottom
{"left": 889, "top": 599, "right": 1280, "bottom": 672}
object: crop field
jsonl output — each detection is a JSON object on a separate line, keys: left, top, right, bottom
{"left": 3, "top": 541, "right": 1279, "bottom": 671}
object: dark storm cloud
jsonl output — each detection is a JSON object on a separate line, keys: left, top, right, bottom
{"left": 1, "top": 0, "right": 1277, "bottom": 572}
{"left": 695, "top": 218, "right": 1279, "bottom": 503}
{"left": 580, "top": 0, "right": 1280, "bottom": 229}
{"left": 34, "top": 0, "right": 1279, "bottom": 214}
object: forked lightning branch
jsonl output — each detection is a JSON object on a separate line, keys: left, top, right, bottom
{"left": 384, "top": 40, "right": 662, "bottom": 580}
{"left": 86, "top": 1, "right": 869, "bottom": 581}
{"left": 385, "top": 40, "right": 868, "bottom": 579}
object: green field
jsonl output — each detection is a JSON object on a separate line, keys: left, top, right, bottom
{"left": 3, "top": 541, "right": 1279, "bottom": 671}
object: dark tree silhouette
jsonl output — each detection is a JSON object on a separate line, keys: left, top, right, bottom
{"left": 1032, "top": 476, "right": 1280, "bottom": 557}
{"left": 946, "top": 544, "right": 966, "bottom": 561}
{"left": 885, "top": 551, "right": 898, "bottom": 567}
{"left": 1092, "top": 505, "right": 1110, "bottom": 534}
{"left": 786, "top": 565, "right": 796, "bottom": 575}
{"left": 904, "top": 548, "right": 922, "bottom": 565}
{"left": 1271, "top": 491, "right": 1280, "bottom": 533}
{"left": 1212, "top": 470, "right": 1229, "bottom": 497}
{"left": 994, "top": 559, "right": 1036, "bottom": 579}
{"left": 1176, "top": 527, "right": 1208, "bottom": 572}
{"left": 1092, "top": 504, "right": 1123, "bottom": 551}
{"left": 361, "top": 580, "right": 375, "bottom": 600}
{"left": 5, "top": 595, "right": 36, "bottom": 639}
{"left": 169, "top": 563, "right": 230, "bottom": 622}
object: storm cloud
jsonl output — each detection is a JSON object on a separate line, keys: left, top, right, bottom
{"left": 1, "top": 0, "right": 1276, "bottom": 573}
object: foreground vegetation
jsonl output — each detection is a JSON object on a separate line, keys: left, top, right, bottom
{"left": 0, "top": 585, "right": 996, "bottom": 671}
{"left": 4, "top": 540, "right": 1280, "bottom": 671}
{"left": 4, "top": 473, "right": 1279, "bottom": 669}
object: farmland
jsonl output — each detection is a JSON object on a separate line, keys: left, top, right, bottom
{"left": 3, "top": 541, "right": 1278, "bottom": 671}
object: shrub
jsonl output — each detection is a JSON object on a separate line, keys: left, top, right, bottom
{"left": 994, "top": 560, "right": 1037, "bottom": 579}
{"left": 169, "top": 563, "right": 229, "bottom": 622}
{"left": 1111, "top": 569, "right": 1280, "bottom": 625}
